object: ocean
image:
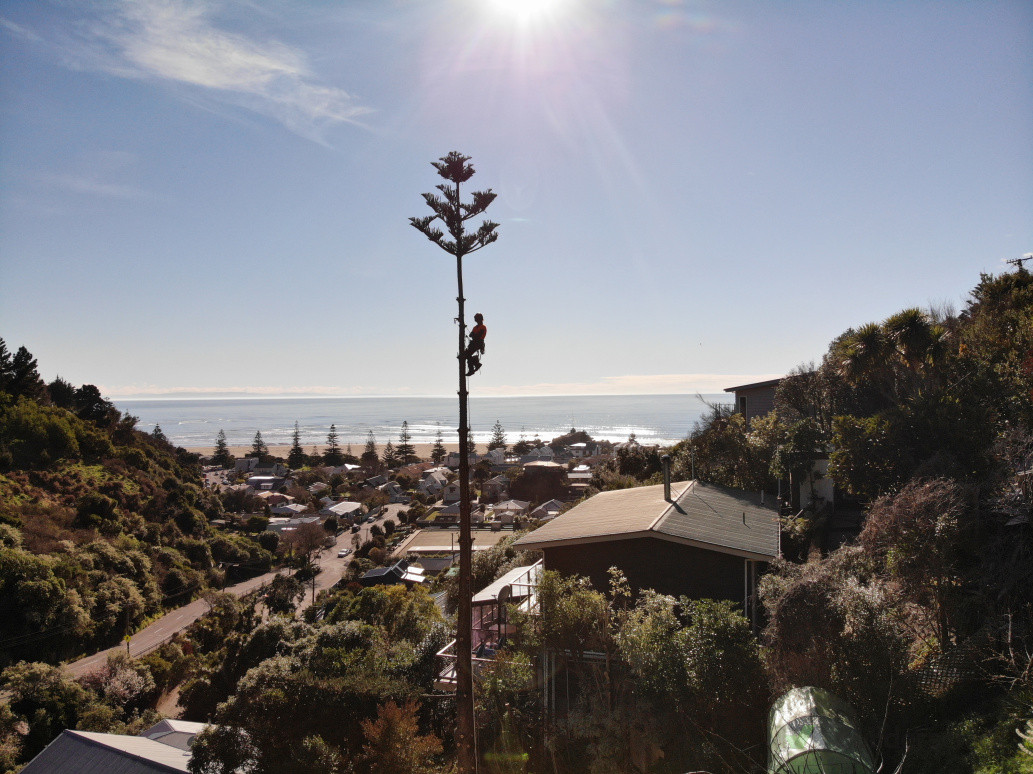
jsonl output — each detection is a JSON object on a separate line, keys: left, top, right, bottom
{"left": 114, "top": 394, "right": 727, "bottom": 451}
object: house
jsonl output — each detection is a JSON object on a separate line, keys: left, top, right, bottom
{"left": 481, "top": 475, "right": 510, "bottom": 502}
{"left": 269, "top": 503, "right": 308, "bottom": 517}
{"left": 360, "top": 559, "right": 426, "bottom": 587}
{"left": 446, "top": 450, "right": 480, "bottom": 467}
{"left": 320, "top": 500, "right": 364, "bottom": 520}
{"left": 379, "top": 480, "right": 411, "bottom": 504}
{"left": 724, "top": 377, "right": 783, "bottom": 425}
{"left": 442, "top": 481, "right": 465, "bottom": 504}
{"left": 267, "top": 515, "right": 322, "bottom": 534}
{"left": 364, "top": 474, "right": 389, "bottom": 488}
{"left": 234, "top": 457, "right": 259, "bottom": 475}
{"left": 255, "top": 491, "right": 293, "bottom": 507}
{"left": 434, "top": 561, "right": 542, "bottom": 691}
{"left": 140, "top": 720, "right": 208, "bottom": 751}
{"left": 530, "top": 498, "right": 567, "bottom": 521}
{"left": 20, "top": 720, "right": 207, "bottom": 773}
{"left": 487, "top": 448, "right": 506, "bottom": 464}
{"left": 325, "top": 463, "right": 363, "bottom": 476}
{"left": 419, "top": 470, "right": 449, "bottom": 497}
{"left": 429, "top": 502, "right": 486, "bottom": 525}
{"left": 491, "top": 499, "right": 530, "bottom": 524}
{"left": 513, "top": 467, "right": 779, "bottom": 620}
{"left": 525, "top": 446, "right": 555, "bottom": 461}
{"left": 246, "top": 475, "right": 289, "bottom": 492}
{"left": 254, "top": 461, "right": 289, "bottom": 477}
{"left": 308, "top": 481, "right": 329, "bottom": 494}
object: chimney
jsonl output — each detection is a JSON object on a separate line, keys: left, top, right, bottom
{"left": 662, "top": 454, "right": 671, "bottom": 501}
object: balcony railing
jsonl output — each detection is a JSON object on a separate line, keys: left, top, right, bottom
{"left": 434, "top": 560, "right": 542, "bottom": 691}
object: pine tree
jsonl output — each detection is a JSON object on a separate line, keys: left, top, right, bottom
{"left": 213, "top": 429, "right": 233, "bottom": 467}
{"left": 431, "top": 425, "right": 447, "bottom": 465}
{"left": 383, "top": 440, "right": 399, "bottom": 469}
{"left": 488, "top": 419, "right": 507, "bottom": 452}
{"left": 151, "top": 424, "right": 169, "bottom": 444}
{"left": 361, "top": 430, "right": 380, "bottom": 473}
{"left": 324, "top": 424, "right": 344, "bottom": 466}
{"left": 288, "top": 421, "right": 306, "bottom": 469}
{"left": 250, "top": 430, "right": 268, "bottom": 459}
{"left": 397, "top": 420, "right": 417, "bottom": 465}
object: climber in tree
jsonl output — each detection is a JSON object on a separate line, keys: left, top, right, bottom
{"left": 464, "top": 313, "right": 486, "bottom": 376}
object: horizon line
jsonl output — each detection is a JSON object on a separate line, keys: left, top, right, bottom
{"left": 111, "top": 391, "right": 733, "bottom": 402}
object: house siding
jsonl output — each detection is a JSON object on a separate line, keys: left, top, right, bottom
{"left": 735, "top": 384, "right": 777, "bottom": 424}
{"left": 543, "top": 537, "right": 747, "bottom": 603}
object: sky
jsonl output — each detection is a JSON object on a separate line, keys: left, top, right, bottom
{"left": 1, "top": 0, "right": 1031, "bottom": 399}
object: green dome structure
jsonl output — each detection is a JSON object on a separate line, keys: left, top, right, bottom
{"left": 768, "top": 686, "right": 876, "bottom": 774}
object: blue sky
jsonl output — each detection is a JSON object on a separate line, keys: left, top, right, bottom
{"left": 1, "top": 0, "right": 1030, "bottom": 398}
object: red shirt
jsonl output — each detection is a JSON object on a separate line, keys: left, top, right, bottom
{"left": 470, "top": 323, "right": 486, "bottom": 342}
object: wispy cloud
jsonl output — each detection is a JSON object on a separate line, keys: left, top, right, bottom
{"left": 102, "top": 373, "right": 784, "bottom": 399}
{"left": 34, "top": 172, "right": 152, "bottom": 200}
{"left": 48, "top": 1, "right": 372, "bottom": 142}
{"left": 102, "top": 384, "right": 397, "bottom": 399}
{"left": 478, "top": 373, "right": 784, "bottom": 397}
{"left": 32, "top": 150, "right": 155, "bottom": 200}
{"left": 0, "top": 15, "right": 42, "bottom": 42}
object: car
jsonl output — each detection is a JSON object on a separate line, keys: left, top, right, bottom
{"left": 351, "top": 525, "right": 360, "bottom": 533}
{"left": 337, "top": 548, "right": 351, "bottom": 558}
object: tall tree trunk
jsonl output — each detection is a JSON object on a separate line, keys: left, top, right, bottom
{"left": 456, "top": 250, "right": 477, "bottom": 773}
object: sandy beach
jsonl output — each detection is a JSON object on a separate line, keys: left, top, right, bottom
{"left": 185, "top": 443, "right": 462, "bottom": 461}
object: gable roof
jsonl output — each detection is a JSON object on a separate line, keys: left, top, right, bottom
{"left": 21, "top": 730, "right": 192, "bottom": 773}
{"left": 513, "top": 480, "right": 779, "bottom": 561}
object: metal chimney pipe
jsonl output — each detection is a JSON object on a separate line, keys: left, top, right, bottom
{"left": 662, "top": 454, "right": 671, "bottom": 501}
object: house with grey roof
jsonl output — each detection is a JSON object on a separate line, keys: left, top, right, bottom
{"left": 359, "top": 559, "right": 426, "bottom": 587}
{"left": 20, "top": 720, "right": 207, "bottom": 773}
{"left": 530, "top": 498, "right": 567, "bottom": 521}
{"left": 513, "top": 469, "right": 779, "bottom": 622}
{"left": 269, "top": 502, "right": 308, "bottom": 517}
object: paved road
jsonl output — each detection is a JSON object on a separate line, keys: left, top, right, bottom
{"left": 63, "top": 568, "right": 285, "bottom": 679}
{"left": 63, "top": 503, "right": 410, "bottom": 678}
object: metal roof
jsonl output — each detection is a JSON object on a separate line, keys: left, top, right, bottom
{"left": 21, "top": 730, "right": 192, "bottom": 773}
{"left": 724, "top": 377, "right": 783, "bottom": 393}
{"left": 513, "top": 480, "right": 779, "bottom": 560}
{"left": 473, "top": 564, "right": 542, "bottom": 604}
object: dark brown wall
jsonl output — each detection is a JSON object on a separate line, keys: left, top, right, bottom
{"left": 543, "top": 537, "right": 746, "bottom": 603}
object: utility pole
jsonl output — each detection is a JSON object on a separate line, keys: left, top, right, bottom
{"left": 1005, "top": 253, "right": 1033, "bottom": 271}
{"left": 412, "top": 152, "right": 499, "bottom": 774}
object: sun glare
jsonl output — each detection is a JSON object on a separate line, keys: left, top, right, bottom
{"left": 487, "top": 0, "right": 570, "bottom": 24}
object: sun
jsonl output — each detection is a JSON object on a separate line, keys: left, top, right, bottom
{"left": 486, "top": 0, "right": 571, "bottom": 24}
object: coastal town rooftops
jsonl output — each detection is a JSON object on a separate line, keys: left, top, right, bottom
{"left": 513, "top": 480, "right": 779, "bottom": 561}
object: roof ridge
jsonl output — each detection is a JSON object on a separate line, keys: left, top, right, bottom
{"left": 649, "top": 479, "right": 693, "bottom": 532}
{"left": 66, "top": 731, "right": 187, "bottom": 773}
